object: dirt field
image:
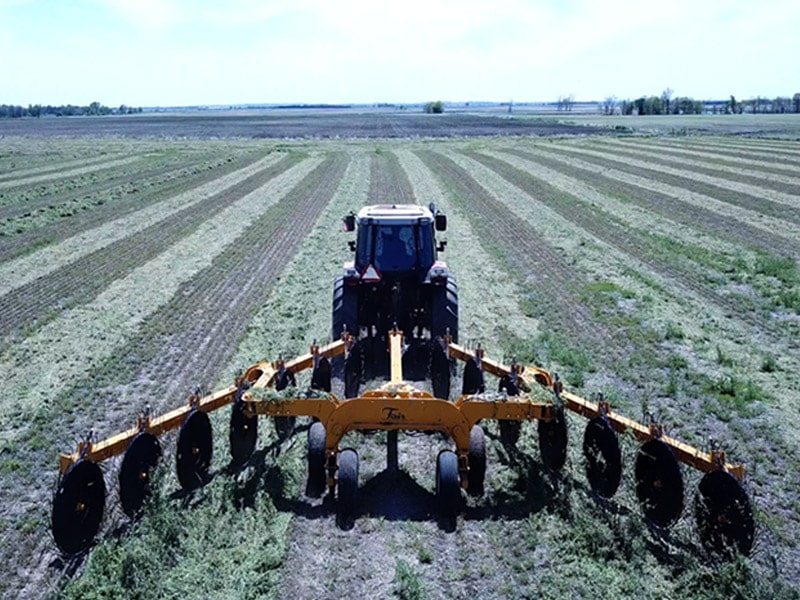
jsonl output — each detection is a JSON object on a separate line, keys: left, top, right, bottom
{"left": 1, "top": 113, "right": 799, "bottom": 599}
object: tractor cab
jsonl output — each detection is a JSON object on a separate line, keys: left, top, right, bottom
{"left": 343, "top": 204, "right": 447, "bottom": 280}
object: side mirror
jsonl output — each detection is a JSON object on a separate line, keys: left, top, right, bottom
{"left": 348, "top": 240, "right": 356, "bottom": 252}
{"left": 437, "top": 240, "right": 447, "bottom": 252}
{"left": 435, "top": 213, "right": 447, "bottom": 232}
{"left": 343, "top": 214, "right": 355, "bottom": 232}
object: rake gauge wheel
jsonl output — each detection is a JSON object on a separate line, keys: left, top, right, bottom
{"left": 176, "top": 409, "right": 213, "bottom": 491}
{"left": 583, "top": 416, "right": 622, "bottom": 499}
{"left": 119, "top": 432, "right": 161, "bottom": 518}
{"left": 52, "top": 460, "right": 106, "bottom": 555}
{"left": 436, "top": 450, "right": 461, "bottom": 517}
{"left": 634, "top": 439, "right": 683, "bottom": 528}
{"left": 337, "top": 448, "right": 359, "bottom": 520}
{"left": 306, "top": 421, "right": 327, "bottom": 498}
{"left": 695, "top": 470, "right": 755, "bottom": 558}
{"left": 467, "top": 425, "right": 486, "bottom": 495}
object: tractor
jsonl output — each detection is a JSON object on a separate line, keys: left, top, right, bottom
{"left": 332, "top": 204, "right": 456, "bottom": 393}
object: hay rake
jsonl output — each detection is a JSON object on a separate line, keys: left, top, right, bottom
{"left": 52, "top": 329, "right": 754, "bottom": 559}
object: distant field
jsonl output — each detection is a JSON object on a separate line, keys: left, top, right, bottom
{"left": 560, "top": 112, "right": 800, "bottom": 138}
{"left": 0, "top": 109, "right": 603, "bottom": 139}
{"left": 0, "top": 118, "right": 798, "bottom": 599}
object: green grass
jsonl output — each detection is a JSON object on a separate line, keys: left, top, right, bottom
{"left": 58, "top": 415, "right": 303, "bottom": 600}
{"left": 394, "top": 560, "right": 427, "bottom": 600}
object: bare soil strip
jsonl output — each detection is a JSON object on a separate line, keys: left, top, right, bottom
{"left": 0, "top": 154, "right": 301, "bottom": 347}
{"left": 0, "top": 151, "right": 130, "bottom": 184}
{"left": 510, "top": 146, "right": 800, "bottom": 258}
{"left": 470, "top": 148, "right": 783, "bottom": 338}
{"left": 416, "top": 149, "right": 619, "bottom": 361}
{"left": 0, "top": 157, "right": 321, "bottom": 431}
{"left": 277, "top": 149, "right": 544, "bottom": 600}
{"left": 0, "top": 152, "right": 284, "bottom": 295}
{"left": 396, "top": 149, "right": 541, "bottom": 353}
{"left": 4, "top": 155, "right": 347, "bottom": 599}
{"left": 608, "top": 138, "right": 800, "bottom": 178}
{"left": 656, "top": 137, "right": 800, "bottom": 164}
{"left": 368, "top": 149, "right": 415, "bottom": 204}
{"left": 0, "top": 149, "right": 265, "bottom": 263}
{"left": 550, "top": 143, "right": 800, "bottom": 212}
{"left": 0, "top": 156, "right": 142, "bottom": 191}
{"left": 0, "top": 151, "right": 212, "bottom": 221}
{"left": 593, "top": 139, "right": 800, "bottom": 191}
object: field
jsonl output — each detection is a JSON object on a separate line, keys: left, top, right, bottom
{"left": 1, "top": 111, "right": 799, "bottom": 599}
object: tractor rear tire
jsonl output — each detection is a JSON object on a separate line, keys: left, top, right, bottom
{"left": 332, "top": 275, "right": 358, "bottom": 342}
{"left": 436, "top": 450, "right": 461, "bottom": 517}
{"left": 432, "top": 275, "right": 458, "bottom": 343}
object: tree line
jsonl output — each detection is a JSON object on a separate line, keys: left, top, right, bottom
{"left": 0, "top": 101, "right": 143, "bottom": 118}
{"left": 600, "top": 89, "right": 800, "bottom": 116}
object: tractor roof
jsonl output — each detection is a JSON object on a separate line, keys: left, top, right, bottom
{"left": 357, "top": 204, "right": 433, "bottom": 224}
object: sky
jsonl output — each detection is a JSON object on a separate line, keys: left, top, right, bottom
{"left": 0, "top": 0, "right": 797, "bottom": 107}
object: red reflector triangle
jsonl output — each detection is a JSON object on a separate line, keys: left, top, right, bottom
{"left": 361, "top": 264, "right": 381, "bottom": 282}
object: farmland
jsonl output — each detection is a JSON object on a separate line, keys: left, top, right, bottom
{"left": 0, "top": 112, "right": 799, "bottom": 599}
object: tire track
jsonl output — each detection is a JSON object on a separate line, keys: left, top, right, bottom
{"left": 0, "top": 154, "right": 301, "bottom": 346}
{"left": 469, "top": 149, "right": 784, "bottom": 338}
{"left": 368, "top": 150, "right": 415, "bottom": 204}
{"left": 417, "top": 149, "right": 620, "bottom": 361}
{"left": 505, "top": 146, "right": 800, "bottom": 259}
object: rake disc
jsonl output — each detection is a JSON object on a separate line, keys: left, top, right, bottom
{"left": 583, "top": 416, "right": 622, "bottom": 498}
{"left": 635, "top": 439, "right": 683, "bottom": 528}
{"left": 274, "top": 369, "right": 297, "bottom": 439}
{"left": 538, "top": 405, "right": 568, "bottom": 471}
{"left": 462, "top": 358, "right": 484, "bottom": 395}
{"left": 344, "top": 342, "right": 361, "bottom": 399}
{"left": 498, "top": 374, "right": 521, "bottom": 445}
{"left": 176, "top": 409, "right": 212, "bottom": 491}
{"left": 229, "top": 395, "right": 258, "bottom": 465}
{"left": 119, "top": 432, "right": 161, "bottom": 518}
{"left": 52, "top": 460, "right": 106, "bottom": 555}
{"left": 311, "top": 356, "right": 332, "bottom": 392}
{"left": 695, "top": 470, "right": 755, "bottom": 558}
{"left": 431, "top": 341, "right": 451, "bottom": 400}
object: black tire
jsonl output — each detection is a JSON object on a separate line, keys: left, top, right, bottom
{"left": 436, "top": 450, "right": 461, "bottom": 516}
{"left": 468, "top": 426, "right": 486, "bottom": 496}
{"left": 307, "top": 422, "right": 327, "bottom": 498}
{"left": 431, "top": 275, "right": 458, "bottom": 343}
{"left": 337, "top": 449, "right": 359, "bottom": 520}
{"left": 332, "top": 275, "right": 358, "bottom": 341}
